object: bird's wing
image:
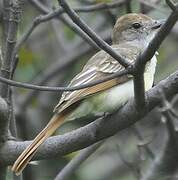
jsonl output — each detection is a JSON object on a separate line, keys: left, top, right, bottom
{"left": 54, "top": 45, "right": 139, "bottom": 113}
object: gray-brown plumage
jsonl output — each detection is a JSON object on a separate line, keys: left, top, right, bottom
{"left": 12, "top": 13, "right": 162, "bottom": 175}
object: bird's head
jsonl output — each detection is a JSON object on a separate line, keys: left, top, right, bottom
{"left": 112, "top": 13, "right": 164, "bottom": 47}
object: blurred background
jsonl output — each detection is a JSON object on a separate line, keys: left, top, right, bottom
{"left": 1, "top": 0, "right": 178, "bottom": 179}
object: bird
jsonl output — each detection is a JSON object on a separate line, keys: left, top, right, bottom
{"left": 12, "top": 13, "right": 163, "bottom": 175}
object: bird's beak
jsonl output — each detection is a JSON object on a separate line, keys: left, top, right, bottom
{"left": 151, "top": 19, "right": 165, "bottom": 30}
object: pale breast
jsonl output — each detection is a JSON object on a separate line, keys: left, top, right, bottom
{"left": 144, "top": 55, "right": 157, "bottom": 91}
{"left": 65, "top": 80, "right": 134, "bottom": 121}
{"left": 65, "top": 55, "right": 157, "bottom": 122}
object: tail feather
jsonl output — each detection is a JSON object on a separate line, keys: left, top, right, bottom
{"left": 12, "top": 114, "right": 65, "bottom": 175}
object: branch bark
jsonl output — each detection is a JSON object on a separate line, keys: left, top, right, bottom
{"left": 0, "top": 1, "right": 22, "bottom": 179}
{"left": 0, "top": 97, "right": 8, "bottom": 143}
{"left": 14, "top": 0, "right": 125, "bottom": 54}
{"left": 0, "top": 68, "right": 178, "bottom": 166}
{"left": 0, "top": 0, "right": 22, "bottom": 98}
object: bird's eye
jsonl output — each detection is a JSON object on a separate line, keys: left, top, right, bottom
{"left": 132, "top": 23, "right": 142, "bottom": 29}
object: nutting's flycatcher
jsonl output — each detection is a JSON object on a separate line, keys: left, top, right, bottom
{"left": 12, "top": 13, "right": 163, "bottom": 175}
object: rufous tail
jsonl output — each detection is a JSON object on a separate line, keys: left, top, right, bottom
{"left": 12, "top": 114, "right": 66, "bottom": 175}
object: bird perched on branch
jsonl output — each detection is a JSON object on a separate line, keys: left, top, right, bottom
{"left": 12, "top": 13, "right": 163, "bottom": 175}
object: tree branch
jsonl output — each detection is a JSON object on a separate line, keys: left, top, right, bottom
{"left": 0, "top": 96, "right": 8, "bottom": 143}
{"left": 0, "top": 68, "right": 178, "bottom": 166}
{"left": 17, "top": 42, "right": 96, "bottom": 109}
{"left": 0, "top": 0, "right": 22, "bottom": 98}
{"left": 139, "top": 0, "right": 166, "bottom": 14}
{"left": 132, "top": 125, "right": 155, "bottom": 159}
{"left": 54, "top": 142, "right": 103, "bottom": 180}
{"left": 58, "top": 0, "right": 131, "bottom": 67}
{"left": 0, "top": 96, "right": 8, "bottom": 180}
{"left": 0, "top": 69, "right": 129, "bottom": 92}
{"left": 25, "top": 0, "right": 124, "bottom": 53}
{"left": 17, "top": 29, "right": 111, "bottom": 112}
{"left": 133, "top": 1, "right": 178, "bottom": 110}
{"left": 0, "top": 1, "right": 22, "bottom": 179}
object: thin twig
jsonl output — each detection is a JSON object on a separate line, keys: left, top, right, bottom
{"left": 160, "top": 92, "right": 178, "bottom": 143}
{"left": 133, "top": 2, "right": 178, "bottom": 110}
{"left": 14, "top": 13, "right": 98, "bottom": 56}
{"left": 24, "top": 0, "right": 99, "bottom": 51}
{"left": 0, "top": 98, "right": 8, "bottom": 179}
{"left": 166, "top": 0, "right": 176, "bottom": 11}
{"left": 58, "top": 0, "right": 131, "bottom": 67}
{"left": 132, "top": 125, "right": 155, "bottom": 159}
{"left": 17, "top": 41, "right": 97, "bottom": 108}
{"left": 116, "top": 144, "right": 141, "bottom": 179}
{"left": 60, "top": 15, "right": 99, "bottom": 49}
{"left": 1, "top": 1, "right": 10, "bottom": 57}
{"left": 139, "top": 0, "right": 167, "bottom": 14}
{"left": 14, "top": 0, "right": 125, "bottom": 56}
{"left": 0, "top": 96, "right": 8, "bottom": 143}
{"left": 141, "top": 93, "right": 178, "bottom": 180}
{"left": 30, "top": 0, "right": 125, "bottom": 14}
{"left": 54, "top": 142, "right": 103, "bottom": 180}
{"left": 30, "top": 0, "right": 130, "bottom": 67}
{"left": 17, "top": 29, "right": 110, "bottom": 110}
{"left": 0, "top": 69, "right": 129, "bottom": 91}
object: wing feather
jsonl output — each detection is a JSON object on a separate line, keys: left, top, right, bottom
{"left": 54, "top": 44, "right": 140, "bottom": 113}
